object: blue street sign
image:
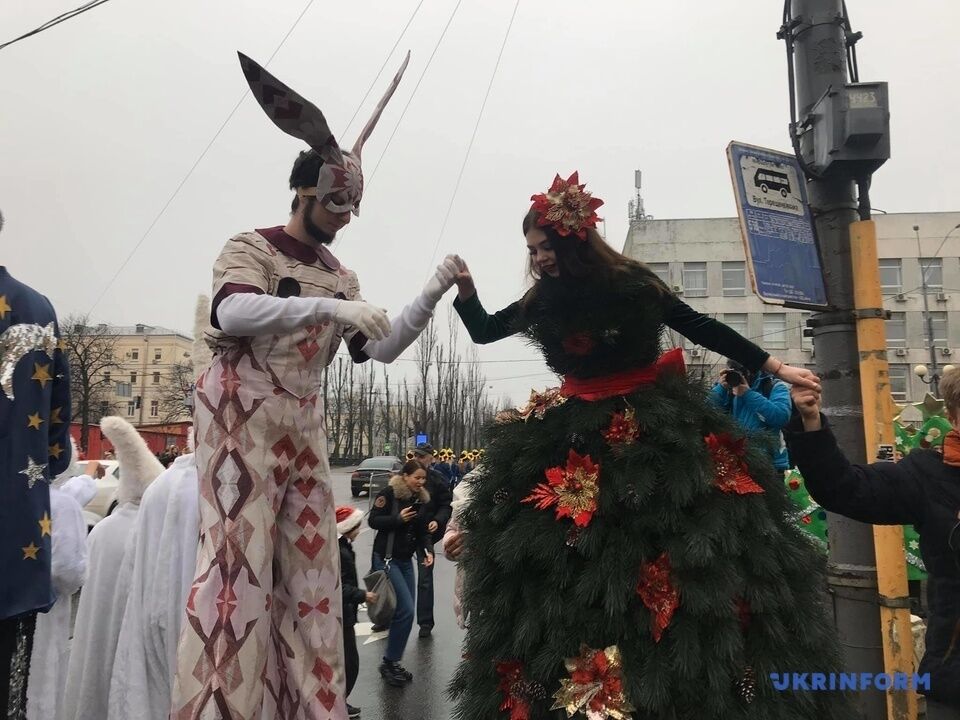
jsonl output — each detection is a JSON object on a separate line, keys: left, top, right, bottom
{"left": 416, "top": 433, "right": 428, "bottom": 446}
{"left": 727, "top": 142, "right": 828, "bottom": 307}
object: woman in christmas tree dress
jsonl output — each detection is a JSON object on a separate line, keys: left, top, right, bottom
{"left": 448, "top": 173, "right": 856, "bottom": 719}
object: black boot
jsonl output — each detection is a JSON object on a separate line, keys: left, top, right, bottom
{"left": 379, "top": 660, "right": 413, "bottom": 686}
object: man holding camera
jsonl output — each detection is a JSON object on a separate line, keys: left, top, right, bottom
{"left": 710, "top": 360, "right": 793, "bottom": 472}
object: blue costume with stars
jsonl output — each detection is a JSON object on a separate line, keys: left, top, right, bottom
{"left": 0, "top": 267, "right": 71, "bottom": 620}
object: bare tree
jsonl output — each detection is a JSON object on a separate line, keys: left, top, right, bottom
{"left": 61, "top": 315, "right": 122, "bottom": 453}
{"left": 156, "top": 360, "right": 194, "bottom": 424}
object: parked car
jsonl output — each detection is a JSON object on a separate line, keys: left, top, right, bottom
{"left": 350, "top": 456, "right": 402, "bottom": 497}
{"left": 71, "top": 459, "right": 120, "bottom": 527}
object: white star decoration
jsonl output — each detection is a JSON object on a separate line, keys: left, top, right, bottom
{"left": 19, "top": 457, "right": 46, "bottom": 489}
{"left": 909, "top": 540, "right": 920, "bottom": 551}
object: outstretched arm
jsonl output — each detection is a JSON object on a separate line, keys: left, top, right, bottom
{"left": 452, "top": 260, "right": 525, "bottom": 344}
{"left": 786, "top": 384, "right": 926, "bottom": 525}
{"left": 362, "top": 256, "right": 461, "bottom": 363}
{"left": 662, "top": 294, "right": 819, "bottom": 390}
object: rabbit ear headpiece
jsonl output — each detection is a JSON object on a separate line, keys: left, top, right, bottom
{"left": 237, "top": 51, "right": 410, "bottom": 217}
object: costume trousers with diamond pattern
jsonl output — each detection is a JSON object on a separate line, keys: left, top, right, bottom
{"left": 172, "top": 357, "right": 346, "bottom": 720}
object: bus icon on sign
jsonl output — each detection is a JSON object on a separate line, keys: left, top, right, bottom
{"left": 754, "top": 169, "right": 791, "bottom": 198}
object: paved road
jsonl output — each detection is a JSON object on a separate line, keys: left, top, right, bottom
{"left": 331, "top": 466, "right": 465, "bottom": 720}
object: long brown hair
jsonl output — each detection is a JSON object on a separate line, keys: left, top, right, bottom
{"left": 521, "top": 208, "right": 670, "bottom": 294}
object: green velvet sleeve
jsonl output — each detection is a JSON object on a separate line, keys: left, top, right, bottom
{"left": 452, "top": 292, "right": 524, "bottom": 345}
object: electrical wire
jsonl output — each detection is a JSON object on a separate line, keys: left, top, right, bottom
{"left": 332, "top": 0, "right": 467, "bottom": 252}
{"left": 424, "top": 0, "right": 521, "bottom": 273}
{"left": 0, "top": 0, "right": 112, "bottom": 52}
{"left": 86, "top": 0, "right": 320, "bottom": 315}
{"left": 340, "top": 0, "right": 427, "bottom": 137}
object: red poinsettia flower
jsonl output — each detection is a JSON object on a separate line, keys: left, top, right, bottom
{"left": 561, "top": 332, "right": 596, "bottom": 356}
{"left": 603, "top": 408, "right": 642, "bottom": 446}
{"left": 523, "top": 449, "right": 601, "bottom": 527}
{"left": 551, "top": 645, "right": 634, "bottom": 718}
{"left": 705, "top": 432, "right": 764, "bottom": 495}
{"left": 636, "top": 552, "right": 680, "bottom": 642}
{"left": 530, "top": 172, "right": 605, "bottom": 241}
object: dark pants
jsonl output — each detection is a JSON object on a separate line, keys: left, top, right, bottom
{"left": 371, "top": 554, "right": 416, "bottom": 662}
{"left": 344, "top": 620, "right": 359, "bottom": 697}
{"left": 927, "top": 699, "right": 960, "bottom": 720}
{"left": 416, "top": 542, "right": 435, "bottom": 629}
{"left": 0, "top": 613, "right": 37, "bottom": 716}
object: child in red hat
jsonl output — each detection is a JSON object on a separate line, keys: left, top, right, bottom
{"left": 336, "top": 506, "right": 372, "bottom": 719}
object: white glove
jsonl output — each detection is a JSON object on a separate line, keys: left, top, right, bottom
{"left": 331, "top": 299, "right": 391, "bottom": 341}
{"left": 422, "top": 255, "right": 462, "bottom": 304}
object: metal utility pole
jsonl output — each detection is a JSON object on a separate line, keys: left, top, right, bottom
{"left": 915, "top": 224, "right": 941, "bottom": 396}
{"left": 786, "top": 2, "right": 885, "bottom": 718}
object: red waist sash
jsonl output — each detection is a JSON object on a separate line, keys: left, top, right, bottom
{"left": 559, "top": 347, "right": 686, "bottom": 401}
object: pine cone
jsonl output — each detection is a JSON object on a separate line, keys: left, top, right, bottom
{"left": 493, "top": 488, "right": 510, "bottom": 504}
{"left": 735, "top": 666, "right": 756, "bottom": 704}
{"left": 524, "top": 681, "right": 547, "bottom": 701}
{"left": 565, "top": 527, "right": 582, "bottom": 548}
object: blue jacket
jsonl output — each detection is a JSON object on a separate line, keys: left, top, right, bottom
{"left": 710, "top": 372, "right": 791, "bottom": 469}
{"left": 0, "top": 268, "right": 72, "bottom": 619}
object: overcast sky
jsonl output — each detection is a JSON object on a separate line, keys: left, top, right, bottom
{"left": 2, "top": 0, "right": 958, "bottom": 405}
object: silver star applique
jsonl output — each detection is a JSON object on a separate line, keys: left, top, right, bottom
{"left": 19, "top": 456, "right": 47, "bottom": 489}
{"left": 908, "top": 540, "right": 920, "bottom": 551}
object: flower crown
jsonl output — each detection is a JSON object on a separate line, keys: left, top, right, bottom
{"left": 529, "top": 172, "right": 604, "bottom": 241}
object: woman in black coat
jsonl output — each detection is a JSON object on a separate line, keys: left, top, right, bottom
{"left": 336, "top": 506, "right": 373, "bottom": 718}
{"left": 368, "top": 460, "right": 434, "bottom": 687}
{"left": 789, "top": 377, "right": 960, "bottom": 719}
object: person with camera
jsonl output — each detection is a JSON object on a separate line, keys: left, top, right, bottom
{"left": 368, "top": 460, "right": 434, "bottom": 687}
{"left": 710, "top": 359, "right": 793, "bottom": 471}
{"left": 411, "top": 443, "right": 452, "bottom": 638}
{"left": 788, "top": 373, "right": 960, "bottom": 718}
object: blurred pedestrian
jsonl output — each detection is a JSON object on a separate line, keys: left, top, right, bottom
{"left": 337, "top": 506, "right": 375, "bottom": 718}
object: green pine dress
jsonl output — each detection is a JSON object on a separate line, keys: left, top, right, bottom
{"left": 449, "top": 268, "right": 855, "bottom": 720}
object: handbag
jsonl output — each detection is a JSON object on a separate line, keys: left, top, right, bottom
{"left": 362, "top": 497, "right": 398, "bottom": 627}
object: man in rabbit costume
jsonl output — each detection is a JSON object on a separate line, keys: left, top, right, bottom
{"left": 173, "top": 53, "right": 462, "bottom": 720}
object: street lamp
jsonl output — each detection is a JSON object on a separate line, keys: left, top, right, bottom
{"left": 914, "top": 363, "right": 956, "bottom": 396}
{"left": 913, "top": 223, "right": 960, "bottom": 398}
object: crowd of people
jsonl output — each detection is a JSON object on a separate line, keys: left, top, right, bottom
{"left": 2, "top": 43, "right": 959, "bottom": 720}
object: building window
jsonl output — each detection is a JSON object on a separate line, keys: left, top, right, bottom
{"left": 888, "top": 365, "right": 908, "bottom": 402}
{"left": 920, "top": 258, "right": 943, "bottom": 291}
{"left": 722, "top": 261, "right": 746, "bottom": 297}
{"left": 648, "top": 262, "right": 670, "bottom": 287}
{"left": 116, "top": 382, "right": 131, "bottom": 398}
{"left": 130, "top": 372, "right": 137, "bottom": 384}
{"left": 153, "top": 371, "right": 161, "bottom": 384}
{"left": 878, "top": 259, "right": 902, "bottom": 295}
{"left": 925, "top": 311, "right": 948, "bottom": 348}
{"left": 99, "top": 401, "right": 109, "bottom": 415}
{"left": 131, "top": 349, "right": 139, "bottom": 361}
{"left": 723, "top": 313, "right": 748, "bottom": 339}
{"left": 103, "top": 371, "right": 111, "bottom": 383}
{"left": 682, "top": 262, "right": 708, "bottom": 297}
{"left": 762, "top": 313, "right": 787, "bottom": 348}
{"left": 150, "top": 400, "right": 159, "bottom": 418}
{"left": 154, "top": 348, "right": 163, "bottom": 361}
{"left": 885, "top": 312, "right": 906, "bottom": 348}
{"left": 127, "top": 401, "right": 136, "bottom": 417}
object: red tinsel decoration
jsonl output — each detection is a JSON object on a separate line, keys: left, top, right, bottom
{"left": 705, "top": 433, "right": 764, "bottom": 495}
{"left": 496, "top": 660, "right": 532, "bottom": 720}
{"left": 636, "top": 552, "right": 680, "bottom": 642}
{"left": 734, "top": 596, "right": 752, "bottom": 632}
